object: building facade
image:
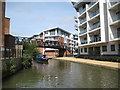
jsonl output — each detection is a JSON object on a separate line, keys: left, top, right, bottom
{"left": 0, "top": 2, "right": 5, "bottom": 60}
{"left": 72, "top": 0, "right": 120, "bottom": 56}
{"left": 30, "top": 27, "right": 78, "bottom": 57}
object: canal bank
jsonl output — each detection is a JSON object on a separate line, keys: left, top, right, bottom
{"left": 54, "top": 57, "right": 120, "bottom": 70}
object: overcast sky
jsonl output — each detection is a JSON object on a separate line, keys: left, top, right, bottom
{"left": 6, "top": 2, "right": 77, "bottom": 37}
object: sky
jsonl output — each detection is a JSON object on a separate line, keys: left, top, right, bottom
{"left": 6, "top": 1, "right": 77, "bottom": 37}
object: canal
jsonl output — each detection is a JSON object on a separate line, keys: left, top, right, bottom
{"left": 2, "top": 59, "right": 119, "bottom": 88}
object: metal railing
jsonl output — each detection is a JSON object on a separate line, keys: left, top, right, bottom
{"left": 0, "top": 46, "right": 23, "bottom": 60}
{"left": 89, "top": 22, "right": 100, "bottom": 31}
{"left": 81, "top": 40, "right": 88, "bottom": 44}
{"left": 90, "top": 37, "right": 101, "bottom": 43}
{"left": 89, "top": 10, "right": 99, "bottom": 18}
{"left": 79, "top": 8, "right": 86, "bottom": 15}
{"left": 114, "top": 33, "right": 120, "bottom": 39}
{"left": 113, "top": 13, "right": 120, "bottom": 22}
{"left": 80, "top": 18, "right": 86, "bottom": 24}
{"left": 88, "top": 2, "right": 96, "bottom": 8}
{"left": 79, "top": 29, "right": 87, "bottom": 35}
{"left": 110, "top": 2, "right": 118, "bottom": 6}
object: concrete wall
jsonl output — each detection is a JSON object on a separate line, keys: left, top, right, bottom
{"left": 101, "top": 41, "right": 119, "bottom": 55}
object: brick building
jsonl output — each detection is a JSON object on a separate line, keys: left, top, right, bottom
{"left": 0, "top": 2, "right": 5, "bottom": 59}
{"left": 0, "top": 2, "right": 5, "bottom": 47}
{"left": 4, "top": 17, "right": 10, "bottom": 34}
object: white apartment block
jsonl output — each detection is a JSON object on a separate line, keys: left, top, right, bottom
{"left": 30, "top": 27, "right": 78, "bottom": 56}
{"left": 72, "top": 0, "right": 120, "bottom": 56}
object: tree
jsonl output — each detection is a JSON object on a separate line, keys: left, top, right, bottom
{"left": 22, "top": 41, "right": 41, "bottom": 68}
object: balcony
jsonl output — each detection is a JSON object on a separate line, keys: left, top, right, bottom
{"left": 114, "top": 33, "right": 120, "bottom": 39}
{"left": 81, "top": 40, "right": 88, "bottom": 44}
{"left": 79, "top": 29, "right": 87, "bottom": 35}
{"left": 89, "top": 22, "right": 100, "bottom": 31}
{"left": 44, "top": 40, "right": 64, "bottom": 49}
{"left": 113, "top": 13, "right": 120, "bottom": 22}
{"left": 89, "top": 10, "right": 99, "bottom": 18}
{"left": 110, "top": 2, "right": 118, "bottom": 6}
{"left": 80, "top": 18, "right": 86, "bottom": 24}
{"left": 88, "top": 2, "right": 96, "bottom": 8}
{"left": 74, "top": 16, "right": 78, "bottom": 23}
{"left": 79, "top": 8, "right": 86, "bottom": 15}
{"left": 90, "top": 37, "right": 101, "bottom": 43}
{"left": 75, "top": 24, "right": 78, "bottom": 31}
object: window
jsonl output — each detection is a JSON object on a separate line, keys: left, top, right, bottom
{"left": 54, "top": 37, "right": 58, "bottom": 40}
{"left": 102, "top": 46, "right": 107, "bottom": 52}
{"left": 111, "top": 44, "right": 115, "bottom": 51}
{"left": 45, "top": 37, "right": 48, "bottom": 39}
{"left": 50, "top": 30, "right": 55, "bottom": 35}
{"left": 81, "top": 48, "right": 83, "bottom": 53}
{"left": 117, "top": 28, "right": 120, "bottom": 38}
{"left": 45, "top": 31, "right": 48, "bottom": 34}
{"left": 84, "top": 48, "right": 87, "bottom": 53}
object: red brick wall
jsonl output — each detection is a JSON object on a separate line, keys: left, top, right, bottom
{"left": 4, "top": 34, "right": 15, "bottom": 49}
{"left": 36, "top": 38, "right": 43, "bottom": 46}
{"left": 58, "top": 36, "right": 64, "bottom": 48}
{"left": 59, "top": 49, "right": 71, "bottom": 56}
{"left": 64, "top": 49, "right": 71, "bottom": 56}
{"left": 4, "top": 18, "right": 10, "bottom": 34}
{"left": 0, "top": 2, "right": 5, "bottom": 47}
{"left": 37, "top": 47, "right": 44, "bottom": 54}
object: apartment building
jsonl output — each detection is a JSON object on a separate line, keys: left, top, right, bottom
{"left": 72, "top": 0, "right": 120, "bottom": 56}
{"left": 31, "top": 27, "right": 78, "bottom": 57}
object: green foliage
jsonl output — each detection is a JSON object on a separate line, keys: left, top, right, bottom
{"left": 22, "top": 55, "right": 30, "bottom": 67}
{"left": 23, "top": 41, "right": 40, "bottom": 58}
{"left": 22, "top": 41, "right": 41, "bottom": 68}
{"left": 9, "top": 58, "right": 16, "bottom": 73}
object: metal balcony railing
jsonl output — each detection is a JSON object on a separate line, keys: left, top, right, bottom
{"left": 79, "top": 8, "right": 86, "bottom": 15}
{"left": 88, "top": 2, "right": 96, "bottom": 8}
{"left": 113, "top": 14, "right": 120, "bottom": 22}
{"left": 114, "top": 33, "right": 120, "bottom": 39}
{"left": 110, "top": 2, "right": 118, "bottom": 6}
{"left": 79, "top": 29, "right": 87, "bottom": 35}
{"left": 90, "top": 37, "right": 101, "bottom": 43}
{"left": 89, "top": 10, "right": 99, "bottom": 18}
{"left": 75, "top": 24, "right": 78, "bottom": 28}
{"left": 80, "top": 18, "right": 86, "bottom": 24}
{"left": 74, "top": 16, "right": 77, "bottom": 19}
{"left": 81, "top": 40, "right": 88, "bottom": 44}
{"left": 89, "top": 22, "right": 100, "bottom": 31}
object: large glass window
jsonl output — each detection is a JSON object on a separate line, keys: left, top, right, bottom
{"left": 102, "top": 46, "right": 107, "bottom": 52}
{"left": 81, "top": 48, "right": 83, "bottom": 53}
{"left": 84, "top": 48, "right": 87, "bottom": 53}
{"left": 111, "top": 44, "right": 115, "bottom": 51}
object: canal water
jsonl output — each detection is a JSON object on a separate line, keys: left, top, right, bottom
{"left": 2, "top": 59, "right": 119, "bottom": 88}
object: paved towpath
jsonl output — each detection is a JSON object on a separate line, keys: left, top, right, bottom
{"left": 54, "top": 57, "right": 120, "bottom": 70}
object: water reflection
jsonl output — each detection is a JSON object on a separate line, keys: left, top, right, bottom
{"left": 2, "top": 60, "right": 118, "bottom": 88}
